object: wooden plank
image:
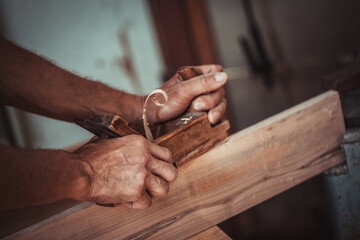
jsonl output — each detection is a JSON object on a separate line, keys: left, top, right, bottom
{"left": 188, "top": 226, "right": 231, "bottom": 240}
{"left": 8, "top": 90, "right": 345, "bottom": 240}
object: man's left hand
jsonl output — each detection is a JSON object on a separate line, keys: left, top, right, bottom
{"left": 145, "top": 64, "right": 227, "bottom": 125}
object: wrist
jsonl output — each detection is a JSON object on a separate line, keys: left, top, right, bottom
{"left": 118, "top": 94, "right": 145, "bottom": 132}
{"left": 66, "top": 153, "right": 93, "bottom": 202}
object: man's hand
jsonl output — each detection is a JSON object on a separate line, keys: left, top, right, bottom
{"left": 1, "top": 40, "right": 227, "bottom": 129}
{"left": 75, "top": 135, "right": 177, "bottom": 209}
{"left": 144, "top": 64, "right": 228, "bottom": 125}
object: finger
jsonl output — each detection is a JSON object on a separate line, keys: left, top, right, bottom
{"left": 192, "top": 64, "right": 223, "bottom": 74}
{"left": 188, "top": 88, "right": 225, "bottom": 112}
{"left": 145, "top": 173, "right": 169, "bottom": 199}
{"left": 165, "top": 65, "right": 225, "bottom": 91}
{"left": 183, "top": 72, "right": 228, "bottom": 100}
{"left": 208, "top": 98, "right": 227, "bottom": 124}
{"left": 125, "top": 191, "right": 152, "bottom": 209}
{"left": 148, "top": 142, "right": 172, "bottom": 164}
{"left": 174, "top": 65, "right": 223, "bottom": 84}
{"left": 147, "top": 157, "right": 177, "bottom": 182}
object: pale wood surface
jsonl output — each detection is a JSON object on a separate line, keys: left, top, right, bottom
{"left": 188, "top": 226, "right": 231, "bottom": 240}
{"left": 7, "top": 90, "right": 345, "bottom": 240}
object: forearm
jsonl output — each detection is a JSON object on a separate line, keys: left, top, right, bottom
{"left": 0, "top": 38, "right": 143, "bottom": 125}
{"left": 0, "top": 144, "right": 90, "bottom": 209}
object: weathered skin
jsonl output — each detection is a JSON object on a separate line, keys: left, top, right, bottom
{"left": 75, "top": 135, "right": 176, "bottom": 209}
{"left": 0, "top": 37, "right": 228, "bottom": 209}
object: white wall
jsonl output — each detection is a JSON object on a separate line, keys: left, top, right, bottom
{"left": 0, "top": 0, "right": 164, "bottom": 149}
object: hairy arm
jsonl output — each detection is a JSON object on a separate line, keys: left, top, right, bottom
{"left": 0, "top": 143, "right": 90, "bottom": 209}
{"left": 0, "top": 37, "right": 143, "bottom": 126}
{"left": 0, "top": 37, "right": 226, "bottom": 210}
{"left": 0, "top": 135, "right": 177, "bottom": 210}
{"left": 0, "top": 37, "right": 227, "bottom": 126}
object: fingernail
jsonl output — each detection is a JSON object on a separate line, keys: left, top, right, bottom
{"left": 209, "top": 112, "right": 220, "bottom": 123}
{"left": 214, "top": 72, "right": 227, "bottom": 82}
{"left": 194, "top": 101, "right": 206, "bottom": 111}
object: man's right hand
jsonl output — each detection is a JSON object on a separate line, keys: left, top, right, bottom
{"left": 74, "top": 135, "right": 177, "bottom": 209}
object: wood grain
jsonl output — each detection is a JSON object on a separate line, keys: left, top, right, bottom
{"left": 7, "top": 90, "right": 345, "bottom": 240}
{"left": 188, "top": 226, "right": 231, "bottom": 240}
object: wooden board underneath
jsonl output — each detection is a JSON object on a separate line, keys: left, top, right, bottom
{"left": 6, "top": 91, "right": 345, "bottom": 240}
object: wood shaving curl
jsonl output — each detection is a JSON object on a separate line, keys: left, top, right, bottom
{"left": 142, "top": 89, "right": 168, "bottom": 141}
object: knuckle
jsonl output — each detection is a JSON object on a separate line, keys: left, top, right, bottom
{"left": 221, "top": 98, "right": 227, "bottom": 108}
{"left": 203, "top": 74, "right": 212, "bottom": 86}
{"left": 132, "top": 188, "right": 144, "bottom": 200}
{"left": 168, "top": 166, "right": 178, "bottom": 182}
{"left": 132, "top": 135, "right": 147, "bottom": 145}
{"left": 173, "top": 168, "right": 178, "bottom": 181}
{"left": 133, "top": 152, "right": 150, "bottom": 165}
{"left": 164, "top": 148, "right": 172, "bottom": 161}
{"left": 133, "top": 151, "right": 151, "bottom": 166}
{"left": 219, "top": 87, "right": 225, "bottom": 97}
{"left": 130, "top": 172, "right": 147, "bottom": 193}
{"left": 132, "top": 194, "right": 141, "bottom": 202}
{"left": 138, "top": 168, "right": 148, "bottom": 180}
{"left": 142, "top": 153, "right": 151, "bottom": 164}
{"left": 157, "top": 184, "right": 169, "bottom": 197}
{"left": 198, "top": 96, "right": 210, "bottom": 107}
{"left": 208, "top": 96, "right": 218, "bottom": 108}
{"left": 133, "top": 197, "right": 152, "bottom": 209}
{"left": 143, "top": 199, "right": 152, "bottom": 209}
{"left": 214, "top": 64, "right": 223, "bottom": 72}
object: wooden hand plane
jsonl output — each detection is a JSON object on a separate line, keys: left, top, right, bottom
{"left": 74, "top": 67, "right": 230, "bottom": 166}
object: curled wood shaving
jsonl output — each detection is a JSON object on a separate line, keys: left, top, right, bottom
{"left": 179, "top": 116, "right": 193, "bottom": 125}
{"left": 142, "top": 89, "right": 168, "bottom": 141}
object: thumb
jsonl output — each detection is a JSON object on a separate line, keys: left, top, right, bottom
{"left": 181, "top": 72, "right": 227, "bottom": 99}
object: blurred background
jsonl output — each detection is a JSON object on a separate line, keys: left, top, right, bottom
{"left": 1, "top": 0, "right": 360, "bottom": 239}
